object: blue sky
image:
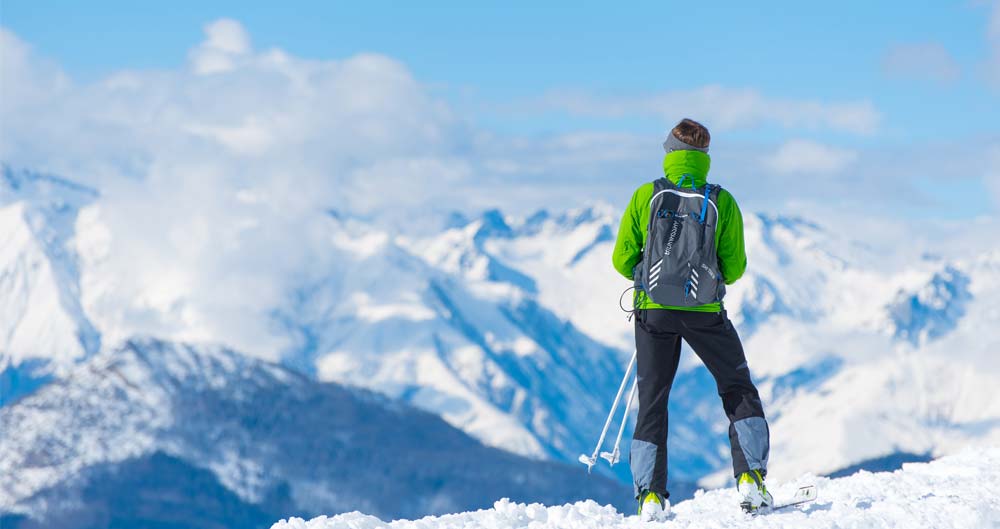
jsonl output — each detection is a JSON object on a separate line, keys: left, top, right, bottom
{"left": 1, "top": 1, "right": 998, "bottom": 219}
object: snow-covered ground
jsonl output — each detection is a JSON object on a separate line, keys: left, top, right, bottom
{"left": 272, "top": 446, "right": 1000, "bottom": 529}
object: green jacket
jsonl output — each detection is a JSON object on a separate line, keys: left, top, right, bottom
{"left": 612, "top": 149, "right": 747, "bottom": 312}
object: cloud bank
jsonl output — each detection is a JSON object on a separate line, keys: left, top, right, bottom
{"left": 535, "top": 86, "right": 882, "bottom": 136}
{"left": 2, "top": 20, "right": 479, "bottom": 357}
{"left": 764, "top": 140, "right": 859, "bottom": 175}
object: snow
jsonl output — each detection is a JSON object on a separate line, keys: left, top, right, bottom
{"left": 0, "top": 167, "right": 100, "bottom": 386}
{"left": 280, "top": 213, "right": 630, "bottom": 468}
{"left": 272, "top": 446, "right": 1000, "bottom": 529}
{"left": 476, "top": 204, "right": 631, "bottom": 351}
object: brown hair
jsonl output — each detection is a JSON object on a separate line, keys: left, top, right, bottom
{"left": 671, "top": 118, "right": 710, "bottom": 148}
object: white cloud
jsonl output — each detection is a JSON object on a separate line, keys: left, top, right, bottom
{"left": 2, "top": 21, "right": 464, "bottom": 190}
{"left": 537, "top": 86, "right": 882, "bottom": 135}
{"left": 0, "top": 29, "right": 71, "bottom": 117}
{"left": 189, "top": 18, "right": 252, "bottom": 74}
{"left": 764, "top": 139, "right": 859, "bottom": 175}
{"left": 185, "top": 116, "right": 275, "bottom": 154}
{"left": 475, "top": 131, "right": 648, "bottom": 176}
{"left": 882, "top": 42, "right": 960, "bottom": 84}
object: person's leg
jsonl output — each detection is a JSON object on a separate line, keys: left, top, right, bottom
{"left": 630, "top": 309, "right": 683, "bottom": 499}
{"left": 677, "top": 310, "right": 769, "bottom": 478}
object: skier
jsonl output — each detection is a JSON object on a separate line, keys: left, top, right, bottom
{"left": 612, "top": 119, "right": 771, "bottom": 520}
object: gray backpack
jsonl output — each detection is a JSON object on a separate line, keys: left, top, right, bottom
{"left": 633, "top": 176, "right": 726, "bottom": 306}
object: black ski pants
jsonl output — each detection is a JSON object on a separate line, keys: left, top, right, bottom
{"left": 629, "top": 308, "right": 769, "bottom": 499}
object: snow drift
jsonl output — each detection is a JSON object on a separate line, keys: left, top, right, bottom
{"left": 273, "top": 446, "right": 1000, "bottom": 529}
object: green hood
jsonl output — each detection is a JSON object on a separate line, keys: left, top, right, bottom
{"left": 663, "top": 150, "right": 711, "bottom": 188}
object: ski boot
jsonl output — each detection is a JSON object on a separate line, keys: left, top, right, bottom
{"left": 737, "top": 469, "right": 774, "bottom": 514}
{"left": 637, "top": 489, "right": 670, "bottom": 522}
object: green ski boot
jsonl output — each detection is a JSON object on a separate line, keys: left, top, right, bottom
{"left": 637, "top": 489, "right": 670, "bottom": 522}
{"left": 737, "top": 469, "right": 774, "bottom": 514}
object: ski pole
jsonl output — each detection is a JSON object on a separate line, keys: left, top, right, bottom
{"left": 601, "top": 372, "right": 637, "bottom": 466}
{"left": 579, "top": 349, "right": 637, "bottom": 473}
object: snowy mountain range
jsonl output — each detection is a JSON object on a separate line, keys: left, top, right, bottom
{"left": 0, "top": 337, "right": 628, "bottom": 528}
{"left": 274, "top": 208, "right": 630, "bottom": 469}
{"left": 3, "top": 164, "right": 1000, "bottom": 524}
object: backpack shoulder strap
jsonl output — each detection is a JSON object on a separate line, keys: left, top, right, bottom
{"left": 698, "top": 184, "right": 717, "bottom": 224}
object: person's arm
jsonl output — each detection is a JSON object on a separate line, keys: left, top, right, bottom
{"left": 612, "top": 184, "right": 651, "bottom": 280}
{"left": 716, "top": 189, "right": 747, "bottom": 284}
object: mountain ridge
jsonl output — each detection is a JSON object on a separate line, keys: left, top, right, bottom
{"left": 0, "top": 336, "right": 630, "bottom": 527}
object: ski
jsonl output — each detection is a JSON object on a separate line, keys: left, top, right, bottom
{"left": 763, "top": 485, "right": 817, "bottom": 514}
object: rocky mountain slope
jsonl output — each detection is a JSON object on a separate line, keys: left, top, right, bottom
{"left": 0, "top": 338, "right": 629, "bottom": 528}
